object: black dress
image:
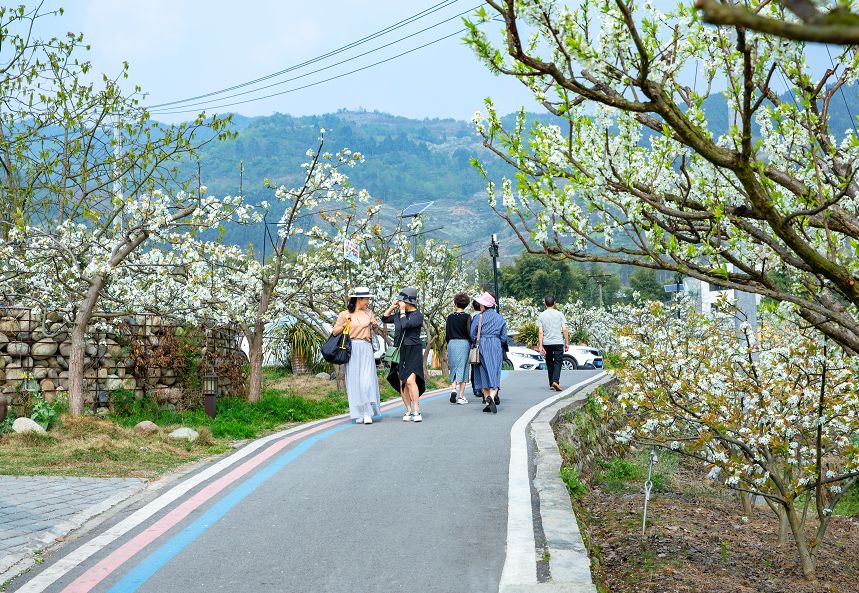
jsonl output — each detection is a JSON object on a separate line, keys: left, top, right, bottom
{"left": 382, "top": 309, "right": 426, "bottom": 396}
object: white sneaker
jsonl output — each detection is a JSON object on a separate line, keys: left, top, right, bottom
{"left": 403, "top": 412, "right": 413, "bottom": 422}
{"left": 457, "top": 397, "right": 468, "bottom": 405}
{"left": 355, "top": 417, "right": 364, "bottom": 424}
{"left": 412, "top": 411, "right": 422, "bottom": 422}
{"left": 363, "top": 414, "right": 372, "bottom": 425}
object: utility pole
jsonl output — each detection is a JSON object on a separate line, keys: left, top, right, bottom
{"left": 489, "top": 234, "right": 500, "bottom": 313}
{"left": 587, "top": 272, "right": 612, "bottom": 308}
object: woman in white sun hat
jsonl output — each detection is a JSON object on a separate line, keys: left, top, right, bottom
{"left": 332, "top": 287, "right": 381, "bottom": 425}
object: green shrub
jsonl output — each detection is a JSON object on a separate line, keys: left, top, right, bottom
{"left": 31, "top": 394, "right": 59, "bottom": 430}
{"left": 601, "top": 457, "right": 641, "bottom": 481}
{"left": 0, "top": 414, "right": 15, "bottom": 435}
{"left": 603, "top": 352, "right": 623, "bottom": 368}
{"left": 560, "top": 466, "right": 588, "bottom": 499}
{"left": 569, "top": 328, "right": 590, "bottom": 344}
{"left": 110, "top": 388, "right": 140, "bottom": 416}
{"left": 516, "top": 323, "right": 540, "bottom": 349}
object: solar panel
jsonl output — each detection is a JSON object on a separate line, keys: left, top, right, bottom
{"left": 400, "top": 201, "right": 434, "bottom": 217}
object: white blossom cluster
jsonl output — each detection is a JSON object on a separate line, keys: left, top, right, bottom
{"left": 601, "top": 299, "right": 859, "bottom": 512}
{"left": 464, "top": 0, "right": 859, "bottom": 355}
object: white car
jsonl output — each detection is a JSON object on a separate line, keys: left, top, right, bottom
{"left": 506, "top": 345, "right": 546, "bottom": 371}
{"left": 562, "top": 346, "right": 604, "bottom": 370}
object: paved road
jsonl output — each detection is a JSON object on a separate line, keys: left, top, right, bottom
{"left": 8, "top": 369, "right": 602, "bottom": 593}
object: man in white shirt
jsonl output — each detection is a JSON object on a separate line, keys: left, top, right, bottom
{"left": 537, "top": 295, "right": 569, "bottom": 391}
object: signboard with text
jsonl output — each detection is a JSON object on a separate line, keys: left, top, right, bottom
{"left": 344, "top": 239, "right": 360, "bottom": 265}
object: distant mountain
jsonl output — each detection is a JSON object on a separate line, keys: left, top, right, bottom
{"left": 187, "top": 85, "right": 859, "bottom": 257}
{"left": 191, "top": 109, "right": 563, "bottom": 256}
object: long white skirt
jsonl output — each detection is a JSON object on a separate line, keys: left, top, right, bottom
{"left": 345, "top": 340, "right": 381, "bottom": 419}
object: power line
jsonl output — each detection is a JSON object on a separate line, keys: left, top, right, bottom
{"left": 148, "top": 5, "right": 481, "bottom": 115}
{"left": 825, "top": 45, "right": 859, "bottom": 139}
{"left": 146, "top": 0, "right": 462, "bottom": 110}
{"left": 150, "top": 28, "right": 470, "bottom": 116}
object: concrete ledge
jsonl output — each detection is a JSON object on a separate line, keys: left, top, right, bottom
{"left": 529, "top": 373, "right": 616, "bottom": 592}
{"left": 501, "top": 583, "right": 598, "bottom": 593}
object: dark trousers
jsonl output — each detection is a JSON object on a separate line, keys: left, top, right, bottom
{"left": 544, "top": 344, "right": 564, "bottom": 386}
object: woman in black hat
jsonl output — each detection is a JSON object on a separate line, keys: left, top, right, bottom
{"left": 382, "top": 287, "right": 426, "bottom": 422}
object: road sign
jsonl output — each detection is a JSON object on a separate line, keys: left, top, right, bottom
{"left": 663, "top": 283, "right": 685, "bottom": 293}
{"left": 344, "top": 239, "right": 360, "bottom": 265}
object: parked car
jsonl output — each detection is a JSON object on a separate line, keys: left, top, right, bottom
{"left": 505, "top": 331, "right": 545, "bottom": 371}
{"left": 506, "top": 344, "right": 546, "bottom": 371}
{"left": 562, "top": 346, "right": 604, "bottom": 370}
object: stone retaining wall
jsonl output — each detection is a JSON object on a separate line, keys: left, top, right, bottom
{"left": 0, "top": 307, "right": 242, "bottom": 411}
{"left": 551, "top": 379, "right": 625, "bottom": 486}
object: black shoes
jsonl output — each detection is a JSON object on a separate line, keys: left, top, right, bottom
{"left": 450, "top": 392, "right": 457, "bottom": 404}
{"left": 494, "top": 395, "right": 500, "bottom": 405}
{"left": 488, "top": 397, "right": 497, "bottom": 414}
{"left": 482, "top": 405, "right": 491, "bottom": 413}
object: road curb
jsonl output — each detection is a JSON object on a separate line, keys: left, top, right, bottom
{"left": 512, "top": 372, "right": 614, "bottom": 593}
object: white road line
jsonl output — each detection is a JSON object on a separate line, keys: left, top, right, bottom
{"left": 499, "top": 372, "right": 606, "bottom": 588}
{"left": 14, "top": 413, "right": 354, "bottom": 593}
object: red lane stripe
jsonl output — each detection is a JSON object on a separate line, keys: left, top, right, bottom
{"left": 62, "top": 391, "right": 443, "bottom": 593}
{"left": 60, "top": 417, "right": 346, "bottom": 593}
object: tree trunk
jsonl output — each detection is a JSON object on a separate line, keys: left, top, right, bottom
{"left": 777, "top": 506, "right": 790, "bottom": 544}
{"left": 247, "top": 280, "right": 274, "bottom": 403}
{"left": 765, "top": 497, "right": 790, "bottom": 544}
{"left": 334, "top": 364, "right": 346, "bottom": 392}
{"left": 784, "top": 500, "right": 817, "bottom": 581}
{"left": 738, "top": 491, "right": 753, "bottom": 518}
{"left": 68, "top": 276, "right": 104, "bottom": 415}
{"left": 247, "top": 321, "right": 264, "bottom": 403}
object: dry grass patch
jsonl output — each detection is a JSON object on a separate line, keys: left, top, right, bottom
{"left": 264, "top": 373, "right": 334, "bottom": 401}
{"left": 0, "top": 415, "right": 229, "bottom": 478}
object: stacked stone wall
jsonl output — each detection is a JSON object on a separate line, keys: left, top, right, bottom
{"left": 0, "top": 307, "right": 243, "bottom": 412}
{"left": 552, "top": 380, "right": 626, "bottom": 485}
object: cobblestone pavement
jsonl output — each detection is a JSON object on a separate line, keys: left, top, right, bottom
{"left": 0, "top": 476, "right": 147, "bottom": 561}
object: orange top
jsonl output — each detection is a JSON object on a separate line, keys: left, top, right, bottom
{"left": 335, "top": 309, "right": 376, "bottom": 343}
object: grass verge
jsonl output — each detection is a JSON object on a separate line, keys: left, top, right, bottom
{"left": 1, "top": 365, "right": 442, "bottom": 478}
{"left": 0, "top": 416, "right": 231, "bottom": 478}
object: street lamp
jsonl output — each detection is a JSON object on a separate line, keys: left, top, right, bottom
{"left": 663, "top": 273, "right": 685, "bottom": 319}
{"left": 399, "top": 202, "right": 434, "bottom": 260}
{"left": 203, "top": 373, "right": 219, "bottom": 419}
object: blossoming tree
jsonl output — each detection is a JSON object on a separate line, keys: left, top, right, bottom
{"left": 465, "top": 0, "right": 859, "bottom": 355}
{"left": 603, "top": 300, "right": 859, "bottom": 580}
{"left": 184, "top": 135, "right": 377, "bottom": 402}
{"left": 0, "top": 189, "right": 253, "bottom": 415}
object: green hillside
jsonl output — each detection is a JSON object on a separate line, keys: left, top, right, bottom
{"left": 191, "top": 109, "right": 563, "bottom": 255}
{"left": 189, "top": 85, "right": 859, "bottom": 259}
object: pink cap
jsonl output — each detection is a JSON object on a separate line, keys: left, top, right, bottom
{"left": 475, "top": 292, "right": 496, "bottom": 308}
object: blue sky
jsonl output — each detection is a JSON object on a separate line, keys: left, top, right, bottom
{"left": 45, "top": 0, "right": 536, "bottom": 123}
